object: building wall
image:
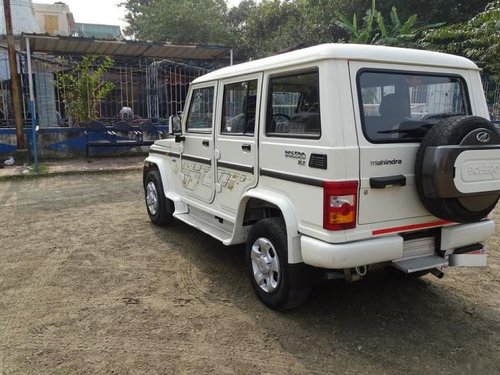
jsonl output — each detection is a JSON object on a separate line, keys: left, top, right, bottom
{"left": 0, "top": 0, "right": 41, "bottom": 34}
{"left": 32, "top": 2, "right": 75, "bottom": 35}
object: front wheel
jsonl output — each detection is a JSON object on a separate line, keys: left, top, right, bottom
{"left": 246, "top": 217, "right": 310, "bottom": 310}
{"left": 144, "top": 170, "right": 174, "bottom": 226}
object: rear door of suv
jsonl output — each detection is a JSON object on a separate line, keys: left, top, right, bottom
{"left": 213, "top": 74, "right": 262, "bottom": 215}
{"left": 349, "top": 62, "right": 472, "bottom": 228}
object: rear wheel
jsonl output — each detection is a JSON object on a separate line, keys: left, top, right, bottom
{"left": 144, "top": 170, "right": 174, "bottom": 226}
{"left": 246, "top": 217, "right": 310, "bottom": 310}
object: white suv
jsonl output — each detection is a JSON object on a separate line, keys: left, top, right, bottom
{"left": 143, "top": 44, "right": 499, "bottom": 310}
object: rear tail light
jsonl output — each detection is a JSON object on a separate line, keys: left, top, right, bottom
{"left": 323, "top": 181, "right": 358, "bottom": 230}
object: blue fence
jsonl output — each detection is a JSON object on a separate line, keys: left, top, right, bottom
{"left": 0, "top": 126, "right": 168, "bottom": 159}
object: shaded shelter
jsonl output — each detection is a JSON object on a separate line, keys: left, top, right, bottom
{"left": 0, "top": 33, "right": 232, "bottom": 127}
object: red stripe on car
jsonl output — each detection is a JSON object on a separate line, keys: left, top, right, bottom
{"left": 372, "top": 220, "right": 451, "bottom": 236}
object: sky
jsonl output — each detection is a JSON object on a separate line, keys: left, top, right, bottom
{"left": 34, "top": 0, "right": 243, "bottom": 30}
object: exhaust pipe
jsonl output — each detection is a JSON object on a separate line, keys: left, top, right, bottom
{"left": 430, "top": 268, "right": 444, "bottom": 279}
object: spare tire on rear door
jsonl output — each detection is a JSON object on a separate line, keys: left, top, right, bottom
{"left": 415, "top": 116, "right": 500, "bottom": 223}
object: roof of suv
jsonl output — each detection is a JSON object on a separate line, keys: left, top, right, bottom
{"left": 194, "top": 43, "right": 479, "bottom": 83}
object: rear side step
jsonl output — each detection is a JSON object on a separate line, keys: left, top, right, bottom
{"left": 392, "top": 255, "right": 448, "bottom": 273}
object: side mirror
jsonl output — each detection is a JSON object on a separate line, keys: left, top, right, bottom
{"left": 169, "top": 115, "right": 182, "bottom": 135}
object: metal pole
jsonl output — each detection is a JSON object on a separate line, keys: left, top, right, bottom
{"left": 3, "top": 0, "right": 28, "bottom": 163}
{"left": 230, "top": 49, "right": 234, "bottom": 66}
{"left": 26, "top": 37, "right": 38, "bottom": 173}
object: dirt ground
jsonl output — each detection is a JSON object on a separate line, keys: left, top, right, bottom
{"left": 0, "top": 171, "right": 499, "bottom": 374}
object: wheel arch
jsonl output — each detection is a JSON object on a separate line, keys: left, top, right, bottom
{"left": 235, "top": 189, "right": 303, "bottom": 264}
{"left": 143, "top": 155, "right": 174, "bottom": 195}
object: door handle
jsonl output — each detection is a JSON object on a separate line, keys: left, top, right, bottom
{"left": 202, "top": 140, "right": 209, "bottom": 147}
{"left": 241, "top": 144, "right": 251, "bottom": 151}
{"left": 369, "top": 175, "right": 406, "bottom": 189}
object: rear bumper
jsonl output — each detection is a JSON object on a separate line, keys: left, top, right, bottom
{"left": 301, "top": 235, "right": 403, "bottom": 269}
{"left": 300, "top": 219, "right": 495, "bottom": 269}
{"left": 441, "top": 220, "right": 495, "bottom": 249}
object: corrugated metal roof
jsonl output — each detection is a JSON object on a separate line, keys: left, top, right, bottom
{"left": 21, "top": 33, "right": 231, "bottom": 61}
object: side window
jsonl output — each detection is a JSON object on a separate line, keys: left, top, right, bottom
{"left": 186, "top": 86, "right": 214, "bottom": 132}
{"left": 221, "top": 79, "right": 258, "bottom": 135}
{"left": 266, "top": 70, "right": 321, "bottom": 138}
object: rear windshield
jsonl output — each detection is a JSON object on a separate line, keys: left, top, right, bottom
{"left": 357, "top": 70, "right": 470, "bottom": 143}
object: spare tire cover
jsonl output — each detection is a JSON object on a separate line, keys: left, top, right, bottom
{"left": 415, "top": 116, "right": 500, "bottom": 223}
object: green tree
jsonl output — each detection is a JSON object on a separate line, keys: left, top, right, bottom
{"left": 123, "top": 0, "right": 229, "bottom": 44}
{"left": 335, "top": 0, "right": 442, "bottom": 46}
{"left": 296, "top": 0, "right": 363, "bottom": 42}
{"left": 226, "top": 0, "right": 257, "bottom": 30}
{"left": 233, "top": 0, "right": 347, "bottom": 59}
{"left": 375, "top": 0, "right": 491, "bottom": 26}
{"left": 237, "top": 0, "right": 306, "bottom": 58}
{"left": 121, "top": 0, "right": 353, "bottom": 59}
{"left": 334, "top": 0, "right": 379, "bottom": 44}
{"left": 56, "top": 56, "right": 115, "bottom": 126}
{"left": 419, "top": 1, "right": 500, "bottom": 82}
{"left": 120, "top": 0, "right": 152, "bottom": 39}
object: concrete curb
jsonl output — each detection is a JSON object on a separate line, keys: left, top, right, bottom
{"left": 0, "top": 165, "right": 143, "bottom": 181}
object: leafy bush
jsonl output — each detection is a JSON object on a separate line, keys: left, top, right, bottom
{"left": 56, "top": 56, "right": 115, "bottom": 126}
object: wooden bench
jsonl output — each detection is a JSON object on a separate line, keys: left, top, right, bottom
{"left": 86, "top": 121, "right": 164, "bottom": 157}
{"left": 85, "top": 121, "right": 141, "bottom": 157}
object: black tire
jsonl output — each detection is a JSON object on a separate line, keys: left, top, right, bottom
{"left": 415, "top": 116, "right": 500, "bottom": 223}
{"left": 246, "top": 217, "right": 310, "bottom": 311}
{"left": 144, "top": 169, "right": 174, "bottom": 226}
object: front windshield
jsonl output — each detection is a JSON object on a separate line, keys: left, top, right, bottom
{"left": 358, "top": 70, "right": 470, "bottom": 143}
